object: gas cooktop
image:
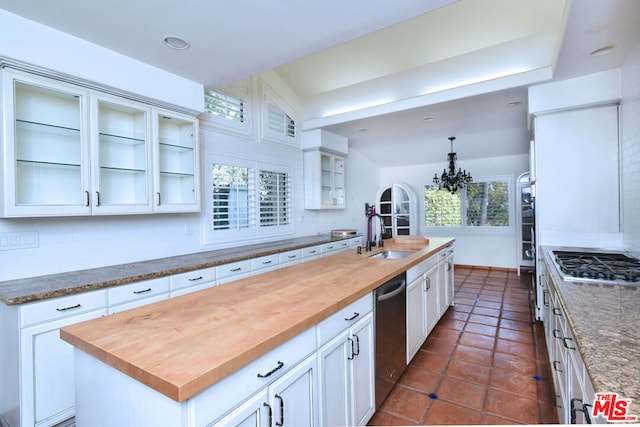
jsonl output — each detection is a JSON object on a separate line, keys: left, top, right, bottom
{"left": 552, "top": 250, "right": 640, "bottom": 285}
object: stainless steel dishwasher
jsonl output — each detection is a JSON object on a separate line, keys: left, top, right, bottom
{"left": 374, "top": 272, "right": 407, "bottom": 409}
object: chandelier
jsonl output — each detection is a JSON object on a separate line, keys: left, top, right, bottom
{"left": 433, "top": 136, "right": 472, "bottom": 193}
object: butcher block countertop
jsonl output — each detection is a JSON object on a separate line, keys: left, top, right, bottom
{"left": 61, "top": 237, "right": 454, "bottom": 402}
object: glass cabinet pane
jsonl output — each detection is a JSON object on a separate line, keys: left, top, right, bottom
{"left": 96, "top": 100, "right": 149, "bottom": 207}
{"left": 333, "top": 156, "right": 345, "bottom": 205}
{"left": 14, "top": 81, "right": 84, "bottom": 206}
{"left": 157, "top": 114, "right": 197, "bottom": 206}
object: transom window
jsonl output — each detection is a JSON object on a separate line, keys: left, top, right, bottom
{"left": 204, "top": 88, "right": 246, "bottom": 123}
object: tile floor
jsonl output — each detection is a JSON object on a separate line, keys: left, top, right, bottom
{"left": 368, "top": 265, "right": 559, "bottom": 425}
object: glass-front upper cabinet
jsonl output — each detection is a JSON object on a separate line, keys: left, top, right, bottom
{"left": 2, "top": 70, "right": 91, "bottom": 217}
{"left": 154, "top": 110, "right": 200, "bottom": 212}
{"left": 91, "top": 95, "right": 153, "bottom": 214}
{"left": 304, "top": 150, "right": 345, "bottom": 209}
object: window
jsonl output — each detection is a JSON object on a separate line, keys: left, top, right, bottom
{"left": 425, "top": 177, "right": 512, "bottom": 231}
{"left": 205, "top": 89, "right": 245, "bottom": 123}
{"left": 261, "top": 81, "right": 298, "bottom": 147}
{"left": 204, "top": 153, "right": 294, "bottom": 245}
{"left": 259, "top": 170, "right": 291, "bottom": 227}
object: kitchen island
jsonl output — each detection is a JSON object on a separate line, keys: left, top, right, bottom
{"left": 60, "top": 237, "right": 454, "bottom": 426}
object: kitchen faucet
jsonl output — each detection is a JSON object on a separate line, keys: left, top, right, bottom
{"left": 366, "top": 210, "right": 386, "bottom": 251}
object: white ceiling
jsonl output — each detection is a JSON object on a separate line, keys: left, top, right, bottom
{"left": 0, "top": 0, "right": 638, "bottom": 167}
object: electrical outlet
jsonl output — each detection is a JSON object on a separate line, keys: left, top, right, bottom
{"left": 184, "top": 223, "right": 193, "bottom": 236}
{"left": 0, "top": 231, "right": 39, "bottom": 251}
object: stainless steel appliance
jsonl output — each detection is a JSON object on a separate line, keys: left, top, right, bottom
{"left": 551, "top": 250, "right": 640, "bottom": 285}
{"left": 374, "top": 272, "right": 406, "bottom": 409}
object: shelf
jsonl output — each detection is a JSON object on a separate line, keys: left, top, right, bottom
{"left": 159, "top": 140, "right": 193, "bottom": 152}
{"left": 99, "top": 132, "right": 145, "bottom": 146}
{"left": 100, "top": 166, "right": 146, "bottom": 174}
{"left": 16, "top": 119, "right": 81, "bottom": 138}
{"left": 159, "top": 171, "right": 195, "bottom": 178}
{"left": 16, "top": 159, "right": 82, "bottom": 170}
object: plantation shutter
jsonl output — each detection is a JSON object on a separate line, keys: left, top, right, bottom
{"left": 259, "top": 170, "right": 291, "bottom": 227}
{"left": 211, "top": 164, "right": 255, "bottom": 230}
{"left": 204, "top": 89, "right": 245, "bottom": 123}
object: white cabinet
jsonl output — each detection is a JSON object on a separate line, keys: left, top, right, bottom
{"left": 303, "top": 150, "right": 345, "bottom": 209}
{"left": 1, "top": 69, "right": 200, "bottom": 217}
{"left": 107, "top": 277, "right": 169, "bottom": 314}
{"left": 154, "top": 110, "right": 200, "bottom": 212}
{"left": 170, "top": 266, "right": 217, "bottom": 297}
{"left": 0, "top": 290, "right": 108, "bottom": 427}
{"left": 317, "top": 295, "right": 374, "bottom": 427}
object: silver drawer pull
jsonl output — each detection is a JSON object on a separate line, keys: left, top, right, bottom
{"left": 133, "top": 288, "right": 152, "bottom": 294}
{"left": 56, "top": 304, "right": 81, "bottom": 312}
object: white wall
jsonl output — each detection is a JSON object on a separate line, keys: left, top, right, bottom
{"left": 621, "top": 40, "right": 640, "bottom": 253}
{"left": 380, "top": 154, "right": 529, "bottom": 269}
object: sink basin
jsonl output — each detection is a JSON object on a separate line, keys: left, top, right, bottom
{"left": 369, "top": 250, "right": 415, "bottom": 259}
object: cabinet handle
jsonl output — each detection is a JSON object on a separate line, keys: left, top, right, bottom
{"left": 56, "top": 304, "right": 81, "bottom": 312}
{"left": 583, "top": 403, "right": 593, "bottom": 424}
{"left": 275, "top": 394, "right": 284, "bottom": 426}
{"left": 133, "top": 288, "right": 152, "bottom": 294}
{"left": 353, "top": 334, "right": 360, "bottom": 356}
{"left": 426, "top": 276, "right": 431, "bottom": 290}
{"left": 570, "top": 398, "right": 590, "bottom": 424}
{"left": 95, "top": 191, "right": 101, "bottom": 207}
{"left": 230, "top": 267, "right": 242, "bottom": 272}
{"left": 257, "top": 361, "right": 284, "bottom": 378}
{"left": 552, "top": 360, "right": 563, "bottom": 372}
{"left": 188, "top": 276, "right": 203, "bottom": 282}
{"left": 348, "top": 337, "right": 355, "bottom": 360}
{"left": 157, "top": 192, "right": 162, "bottom": 206}
{"left": 543, "top": 290, "right": 549, "bottom": 307}
{"left": 553, "top": 329, "right": 562, "bottom": 339}
{"left": 553, "top": 307, "right": 562, "bottom": 316}
{"left": 562, "top": 337, "right": 576, "bottom": 350}
{"left": 309, "top": 250, "right": 317, "bottom": 254}
{"left": 287, "top": 255, "right": 297, "bottom": 259}
{"left": 326, "top": 246, "right": 334, "bottom": 250}
{"left": 447, "top": 262, "right": 453, "bottom": 271}
{"left": 262, "top": 260, "right": 272, "bottom": 265}
{"left": 344, "top": 312, "right": 359, "bottom": 321}
{"left": 263, "top": 402, "right": 272, "bottom": 426}
{"left": 85, "top": 191, "right": 90, "bottom": 207}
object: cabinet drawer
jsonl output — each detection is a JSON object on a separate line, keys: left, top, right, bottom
{"left": 107, "top": 277, "right": 169, "bottom": 307}
{"left": 108, "top": 294, "right": 168, "bottom": 315}
{"left": 321, "top": 242, "right": 341, "bottom": 255}
{"left": 251, "top": 254, "right": 279, "bottom": 272}
{"left": 302, "top": 245, "right": 322, "bottom": 259}
{"left": 317, "top": 293, "right": 373, "bottom": 347}
{"left": 279, "top": 249, "right": 303, "bottom": 266}
{"left": 188, "top": 326, "right": 316, "bottom": 426}
{"left": 406, "top": 254, "right": 438, "bottom": 284}
{"left": 216, "top": 260, "right": 251, "bottom": 280}
{"left": 170, "top": 267, "right": 217, "bottom": 291}
{"left": 20, "top": 289, "right": 107, "bottom": 327}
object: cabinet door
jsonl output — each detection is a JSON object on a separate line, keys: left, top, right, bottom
{"left": 425, "top": 265, "right": 439, "bottom": 333}
{"left": 212, "top": 388, "right": 270, "bottom": 427}
{"left": 154, "top": 110, "right": 200, "bottom": 212}
{"left": 2, "top": 71, "right": 91, "bottom": 217}
{"left": 331, "top": 154, "right": 345, "bottom": 207}
{"left": 406, "top": 276, "right": 427, "bottom": 363}
{"left": 445, "top": 250, "right": 454, "bottom": 306}
{"left": 21, "top": 309, "right": 107, "bottom": 426}
{"left": 269, "top": 354, "right": 317, "bottom": 427}
{"left": 91, "top": 95, "right": 153, "bottom": 214}
{"left": 350, "top": 312, "right": 375, "bottom": 426}
{"left": 318, "top": 330, "right": 350, "bottom": 427}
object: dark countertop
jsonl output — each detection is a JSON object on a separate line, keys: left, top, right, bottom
{"left": 542, "top": 247, "right": 640, "bottom": 414}
{"left": 0, "top": 234, "right": 360, "bottom": 306}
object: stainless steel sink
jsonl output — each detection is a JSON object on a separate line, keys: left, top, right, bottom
{"left": 369, "top": 250, "right": 415, "bottom": 259}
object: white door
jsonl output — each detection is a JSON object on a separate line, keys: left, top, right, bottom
{"left": 317, "top": 330, "right": 350, "bottom": 427}
{"left": 406, "top": 276, "right": 427, "bottom": 362}
{"left": 350, "top": 313, "right": 375, "bottom": 426}
{"left": 269, "top": 354, "right": 317, "bottom": 427}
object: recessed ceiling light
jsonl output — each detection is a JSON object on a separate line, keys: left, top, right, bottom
{"left": 423, "top": 117, "right": 435, "bottom": 122}
{"left": 506, "top": 101, "right": 522, "bottom": 108}
{"left": 590, "top": 45, "right": 616, "bottom": 57}
{"left": 163, "top": 36, "right": 190, "bottom": 50}
{"left": 357, "top": 128, "right": 369, "bottom": 132}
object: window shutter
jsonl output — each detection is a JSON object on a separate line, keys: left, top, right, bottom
{"left": 259, "top": 170, "right": 291, "bottom": 227}
{"left": 267, "top": 104, "right": 296, "bottom": 138}
{"left": 204, "top": 89, "right": 245, "bottom": 123}
{"left": 466, "top": 181, "right": 510, "bottom": 227}
{"left": 211, "top": 165, "right": 255, "bottom": 230}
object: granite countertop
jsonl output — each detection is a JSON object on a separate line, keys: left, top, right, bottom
{"left": 0, "top": 233, "right": 360, "bottom": 306}
{"left": 542, "top": 247, "right": 640, "bottom": 414}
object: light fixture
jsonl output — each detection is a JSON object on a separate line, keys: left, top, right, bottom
{"left": 590, "top": 45, "right": 616, "bottom": 57}
{"left": 433, "top": 136, "right": 472, "bottom": 193}
{"left": 163, "top": 35, "right": 190, "bottom": 50}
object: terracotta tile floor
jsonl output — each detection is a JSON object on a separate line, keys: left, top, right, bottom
{"left": 368, "top": 266, "right": 559, "bottom": 425}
